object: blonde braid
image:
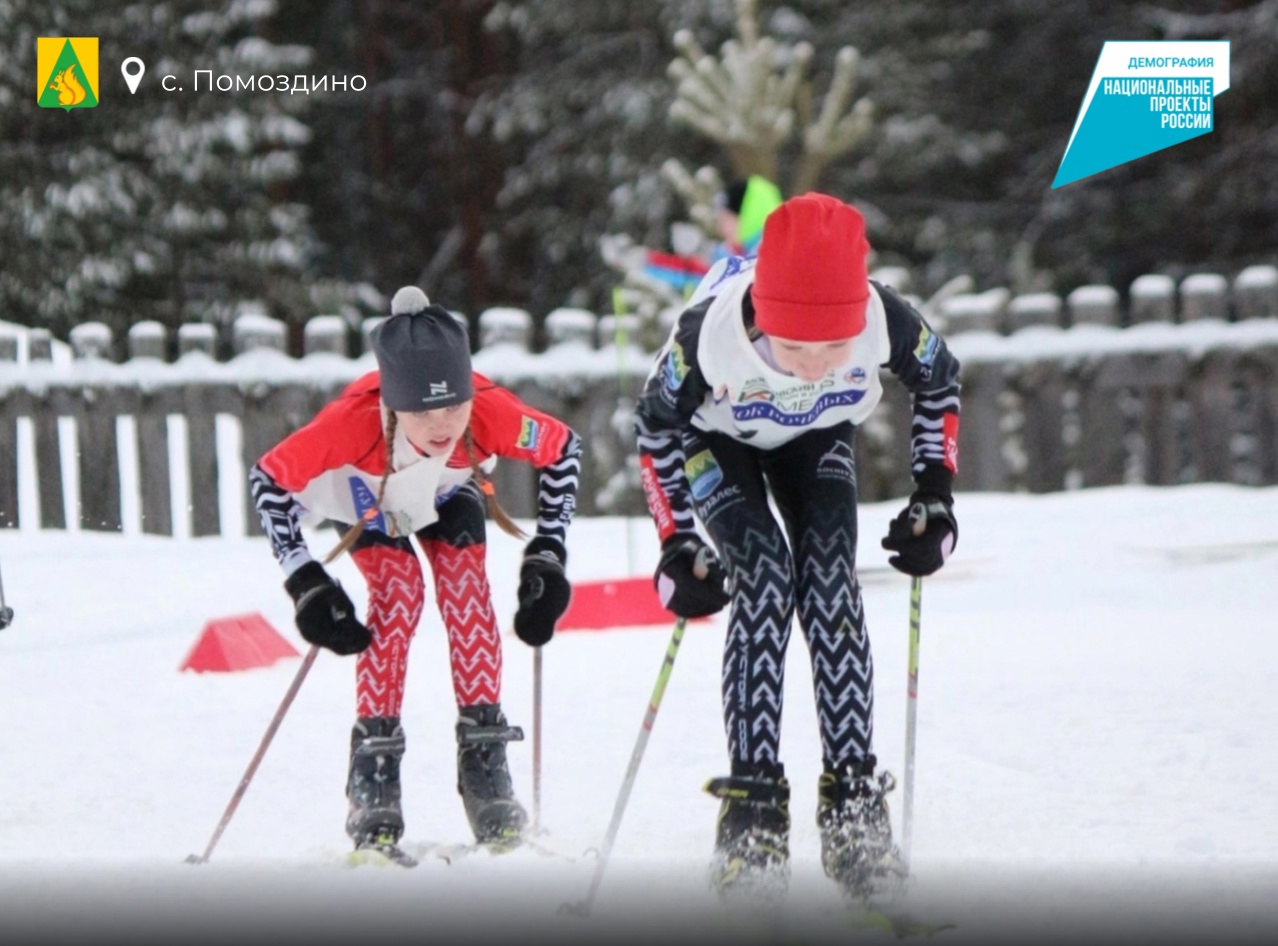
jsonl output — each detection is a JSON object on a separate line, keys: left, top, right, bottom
{"left": 464, "top": 427, "right": 528, "bottom": 540}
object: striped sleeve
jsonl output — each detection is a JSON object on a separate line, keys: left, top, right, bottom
{"left": 634, "top": 414, "right": 696, "bottom": 542}
{"left": 633, "top": 298, "right": 713, "bottom": 542}
{"left": 249, "top": 463, "right": 314, "bottom": 577}
{"left": 877, "top": 281, "right": 962, "bottom": 496}
{"left": 534, "top": 429, "right": 582, "bottom": 549}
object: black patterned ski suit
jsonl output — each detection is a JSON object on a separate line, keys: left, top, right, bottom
{"left": 635, "top": 274, "right": 961, "bottom": 773}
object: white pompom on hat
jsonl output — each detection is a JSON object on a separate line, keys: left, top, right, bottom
{"left": 391, "top": 285, "right": 431, "bottom": 315}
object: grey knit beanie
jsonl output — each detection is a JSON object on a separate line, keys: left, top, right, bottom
{"left": 370, "top": 286, "right": 473, "bottom": 411}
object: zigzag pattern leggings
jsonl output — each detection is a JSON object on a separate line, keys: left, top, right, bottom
{"left": 345, "top": 482, "right": 502, "bottom": 716}
{"left": 684, "top": 422, "right": 874, "bottom": 775}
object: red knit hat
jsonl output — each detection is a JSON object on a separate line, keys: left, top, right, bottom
{"left": 751, "top": 192, "right": 871, "bottom": 341}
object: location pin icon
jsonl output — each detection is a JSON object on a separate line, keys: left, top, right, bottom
{"left": 121, "top": 57, "right": 145, "bottom": 94}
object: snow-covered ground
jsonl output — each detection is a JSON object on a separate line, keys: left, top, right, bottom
{"left": 2, "top": 484, "right": 1277, "bottom": 945}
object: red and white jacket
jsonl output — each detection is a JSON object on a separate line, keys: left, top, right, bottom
{"left": 250, "top": 370, "right": 581, "bottom": 574}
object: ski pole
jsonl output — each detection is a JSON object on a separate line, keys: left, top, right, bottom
{"left": 186, "top": 644, "right": 320, "bottom": 864}
{"left": 901, "top": 575, "right": 923, "bottom": 872}
{"left": 532, "top": 644, "right": 543, "bottom": 833}
{"left": 0, "top": 560, "right": 12, "bottom": 630}
{"left": 562, "top": 616, "right": 689, "bottom": 917}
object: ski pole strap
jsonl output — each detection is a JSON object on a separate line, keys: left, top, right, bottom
{"left": 457, "top": 724, "right": 525, "bottom": 745}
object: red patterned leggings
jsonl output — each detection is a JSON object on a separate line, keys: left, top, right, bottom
{"left": 345, "top": 481, "right": 502, "bottom": 716}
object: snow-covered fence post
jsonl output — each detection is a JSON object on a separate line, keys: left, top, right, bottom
{"left": 1133, "top": 350, "right": 1190, "bottom": 486}
{"left": 128, "top": 321, "right": 167, "bottom": 361}
{"left": 478, "top": 307, "right": 533, "bottom": 351}
{"left": 0, "top": 326, "right": 18, "bottom": 528}
{"left": 23, "top": 329, "right": 64, "bottom": 529}
{"left": 69, "top": 322, "right": 115, "bottom": 362}
{"left": 1018, "top": 355, "right": 1070, "bottom": 493}
{"left": 1233, "top": 265, "right": 1278, "bottom": 320}
{"left": 1007, "top": 292, "right": 1062, "bottom": 332}
{"left": 182, "top": 381, "right": 224, "bottom": 538}
{"left": 178, "top": 323, "right": 218, "bottom": 359}
{"left": 1076, "top": 355, "right": 1130, "bottom": 488}
{"left": 1180, "top": 273, "right": 1229, "bottom": 322}
{"left": 1242, "top": 341, "right": 1278, "bottom": 484}
{"left": 544, "top": 308, "right": 597, "bottom": 349}
{"left": 938, "top": 289, "right": 1008, "bottom": 336}
{"left": 65, "top": 323, "right": 122, "bottom": 532}
{"left": 135, "top": 391, "right": 173, "bottom": 538}
{"left": 1129, "top": 274, "right": 1176, "bottom": 324}
{"left": 1187, "top": 348, "right": 1237, "bottom": 482}
{"left": 232, "top": 313, "right": 287, "bottom": 355}
{"left": 27, "top": 328, "right": 53, "bottom": 363}
{"left": 62, "top": 378, "right": 122, "bottom": 530}
{"left": 303, "top": 315, "right": 349, "bottom": 357}
{"left": 1067, "top": 285, "right": 1120, "bottom": 328}
{"left": 127, "top": 321, "right": 173, "bottom": 536}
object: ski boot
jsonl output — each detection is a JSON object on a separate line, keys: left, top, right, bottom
{"left": 456, "top": 703, "right": 527, "bottom": 850}
{"left": 346, "top": 716, "right": 415, "bottom": 865}
{"left": 704, "top": 763, "right": 791, "bottom": 906}
{"left": 817, "top": 754, "right": 906, "bottom": 902}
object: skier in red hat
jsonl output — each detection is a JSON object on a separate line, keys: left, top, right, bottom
{"left": 635, "top": 193, "right": 961, "bottom": 902}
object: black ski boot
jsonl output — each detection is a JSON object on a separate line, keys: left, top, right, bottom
{"left": 456, "top": 703, "right": 527, "bottom": 849}
{"left": 704, "top": 763, "right": 791, "bottom": 904}
{"left": 817, "top": 755, "right": 906, "bottom": 902}
{"left": 346, "top": 716, "right": 409, "bottom": 858}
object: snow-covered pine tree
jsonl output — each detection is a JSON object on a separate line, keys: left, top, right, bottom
{"left": 597, "top": 0, "right": 874, "bottom": 332}
{"left": 278, "top": 0, "right": 510, "bottom": 322}
{"left": 0, "top": 0, "right": 317, "bottom": 345}
{"left": 664, "top": 0, "right": 873, "bottom": 205}
{"left": 467, "top": 1, "right": 723, "bottom": 324}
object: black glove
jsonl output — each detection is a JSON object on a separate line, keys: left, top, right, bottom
{"left": 654, "top": 534, "right": 730, "bottom": 618}
{"left": 284, "top": 561, "right": 372, "bottom": 656}
{"left": 513, "top": 537, "right": 572, "bottom": 647}
{"left": 881, "top": 492, "right": 958, "bottom": 577}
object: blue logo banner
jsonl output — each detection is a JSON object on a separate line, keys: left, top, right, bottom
{"left": 1053, "top": 41, "right": 1230, "bottom": 188}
